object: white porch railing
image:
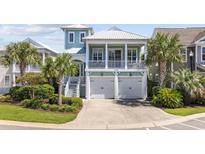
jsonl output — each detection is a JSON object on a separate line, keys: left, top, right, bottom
{"left": 88, "top": 60, "right": 146, "bottom": 69}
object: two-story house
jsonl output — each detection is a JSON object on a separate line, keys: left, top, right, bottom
{"left": 0, "top": 38, "right": 57, "bottom": 94}
{"left": 150, "top": 27, "right": 205, "bottom": 80}
{"left": 62, "top": 25, "right": 148, "bottom": 100}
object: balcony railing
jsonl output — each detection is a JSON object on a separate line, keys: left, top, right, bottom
{"left": 88, "top": 60, "right": 146, "bottom": 69}
{"left": 14, "top": 65, "right": 41, "bottom": 72}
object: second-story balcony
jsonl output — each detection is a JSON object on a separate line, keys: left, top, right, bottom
{"left": 88, "top": 60, "right": 146, "bottom": 69}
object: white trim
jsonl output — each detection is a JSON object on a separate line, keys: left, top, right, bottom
{"left": 68, "top": 32, "right": 75, "bottom": 43}
{"left": 195, "top": 35, "right": 205, "bottom": 44}
{"left": 79, "top": 32, "right": 86, "bottom": 44}
{"left": 4, "top": 74, "right": 11, "bottom": 87}
{"left": 91, "top": 48, "right": 104, "bottom": 62}
{"left": 195, "top": 45, "right": 198, "bottom": 70}
{"left": 201, "top": 46, "right": 205, "bottom": 62}
{"left": 86, "top": 40, "right": 147, "bottom": 45}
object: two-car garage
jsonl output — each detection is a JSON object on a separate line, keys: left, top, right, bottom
{"left": 88, "top": 71, "right": 147, "bottom": 99}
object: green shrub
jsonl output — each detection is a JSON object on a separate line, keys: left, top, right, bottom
{"left": 152, "top": 88, "right": 183, "bottom": 108}
{"left": 65, "top": 105, "right": 78, "bottom": 113}
{"left": 49, "top": 104, "right": 59, "bottom": 111}
{"left": 22, "top": 98, "right": 43, "bottom": 109}
{"left": 147, "top": 78, "right": 158, "bottom": 97}
{"left": 35, "top": 84, "right": 55, "bottom": 99}
{"left": 10, "top": 86, "right": 31, "bottom": 101}
{"left": 41, "top": 104, "right": 50, "bottom": 110}
{"left": 10, "top": 84, "right": 55, "bottom": 101}
{"left": 48, "top": 94, "right": 58, "bottom": 104}
{"left": 58, "top": 105, "right": 68, "bottom": 112}
{"left": 152, "top": 86, "right": 162, "bottom": 96}
{"left": 0, "top": 95, "right": 11, "bottom": 102}
{"left": 62, "top": 96, "right": 83, "bottom": 108}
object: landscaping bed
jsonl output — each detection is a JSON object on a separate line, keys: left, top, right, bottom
{"left": 0, "top": 103, "right": 77, "bottom": 124}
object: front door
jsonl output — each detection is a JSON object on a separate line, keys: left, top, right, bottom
{"left": 108, "top": 49, "right": 122, "bottom": 68}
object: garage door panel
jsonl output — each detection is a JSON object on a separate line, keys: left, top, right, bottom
{"left": 90, "top": 77, "right": 114, "bottom": 99}
{"left": 118, "top": 77, "right": 143, "bottom": 99}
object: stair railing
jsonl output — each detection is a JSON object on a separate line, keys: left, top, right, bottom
{"left": 64, "top": 77, "right": 70, "bottom": 96}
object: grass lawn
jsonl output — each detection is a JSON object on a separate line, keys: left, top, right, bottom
{"left": 0, "top": 104, "right": 77, "bottom": 124}
{"left": 164, "top": 107, "right": 205, "bottom": 116}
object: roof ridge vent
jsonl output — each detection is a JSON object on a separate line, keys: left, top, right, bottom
{"left": 108, "top": 26, "right": 122, "bottom": 31}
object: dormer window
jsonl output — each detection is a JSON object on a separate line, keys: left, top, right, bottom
{"left": 68, "top": 32, "right": 75, "bottom": 43}
{"left": 79, "top": 32, "right": 86, "bottom": 43}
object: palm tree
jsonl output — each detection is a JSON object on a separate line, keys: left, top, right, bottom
{"left": 0, "top": 42, "right": 41, "bottom": 76}
{"left": 146, "top": 33, "right": 183, "bottom": 86}
{"left": 42, "top": 53, "right": 77, "bottom": 105}
{"left": 171, "top": 69, "right": 205, "bottom": 104}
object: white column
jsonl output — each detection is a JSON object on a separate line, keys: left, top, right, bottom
{"left": 86, "top": 72, "right": 90, "bottom": 100}
{"left": 114, "top": 72, "right": 118, "bottom": 100}
{"left": 144, "top": 43, "right": 147, "bottom": 60}
{"left": 42, "top": 51, "right": 45, "bottom": 65}
{"left": 105, "top": 43, "right": 108, "bottom": 69}
{"left": 12, "top": 74, "right": 16, "bottom": 87}
{"left": 125, "top": 43, "right": 128, "bottom": 69}
{"left": 27, "top": 65, "right": 31, "bottom": 72}
{"left": 86, "top": 43, "right": 89, "bottom": 69}
{"left": 170, "top": 62, "right": 174, "bottom": 88}
{"left": 195, "top": 45, "right": 198, "bottom": 70}
{"left": 139, "top": 46, "right": 143, "bottom": 64}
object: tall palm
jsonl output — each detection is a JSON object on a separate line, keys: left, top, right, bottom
{"left": 43, "top": 53, "right": 77, "bottom": 105}
{"left": 42, "top": 57, "right": 56, "bottom": 84}
{"left": 146, "top": 33, "right": 183, "bottom": 86}
{"left": 0, "top": 42, "right": 41, "bottom": 76}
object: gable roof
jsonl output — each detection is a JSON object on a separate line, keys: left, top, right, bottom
{"left": 154, "top": 27, "right": 205, "bottom": 46}
{"left": 23, "top": 38, "right": 58, "bottom": 54}
{"left": 84, "top": 26, "right": 148, "bottom": 40}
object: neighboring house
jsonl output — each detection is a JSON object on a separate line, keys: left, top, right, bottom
{"left": 150, "top": 27, "right": 205, "bottom": 80}
{"left": 62, "top": 25, "right": 148, "bottom": 100}
{"left": 0, "top": 38, "right": 58, "bottom": 92}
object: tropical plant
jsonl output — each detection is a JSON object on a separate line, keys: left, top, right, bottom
{"left": 42, "top": 53, "right": 77, "bottom": 105}
{"left": 0, "top": 42, "right": 41, "bottom": 77}
{"left": 152, "top": 88, "right": 183, "bottom": 108}
{"left": 171, "top": 69, "right": 205, "bottom": 104}
{"left": 146, "top": 33, "right": 183, "bottom": 86}
{"left": 16, "top": 72, "right": 47, "bottom": 85}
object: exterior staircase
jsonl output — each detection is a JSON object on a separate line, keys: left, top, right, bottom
{"left": 64, "top": 76, "right": 80, "bottom": 97}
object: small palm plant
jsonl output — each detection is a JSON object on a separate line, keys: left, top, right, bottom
{"left": 171, "top": 69, "right": 205, "bottom": 104}
{"left": 42, "top": 53, "right": 77, "bottom": 105}
{"left": 0, "top": 42, "right": 41, "bottom": 77}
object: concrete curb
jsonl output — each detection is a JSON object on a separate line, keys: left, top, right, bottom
{"left": 1, "top": 112, "right": 205, "bottom": 130}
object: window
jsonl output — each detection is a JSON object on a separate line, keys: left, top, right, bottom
{"left": 68, "top": 32, "right": 75, "bottom": 43}
{"left": 181, "top": 48, "right": 187, "bottom": 62}
{"left": 128, "top": 49, "right": 137, "bottom": 63}
{"left": 79, "top": 32, "right": 86, "bottom": 43}
{"left": 202, "top": 47, "right": 205, "bottom": 62}
{"left": 92, "top": 48, "right": 103, "bottom": 62}
{"left": 4, "top": 75, "right": 10, "bottom": 86}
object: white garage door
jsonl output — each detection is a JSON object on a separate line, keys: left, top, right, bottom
{"left": 118, "top": 77, "right": 143, "bottom": 99}
{"left": 90, "top": 77, "right": 114, "bottom": 99}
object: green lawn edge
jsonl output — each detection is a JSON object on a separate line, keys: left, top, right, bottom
{"left": 164, "top": 107, "right": 205, "bottom": 116}
{"left": 0, "top": 104, "right": 77, "bottom": 124}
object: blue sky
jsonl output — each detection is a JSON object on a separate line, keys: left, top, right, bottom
{"left": 1, "top": 24, "right": 205, "bottom": 52}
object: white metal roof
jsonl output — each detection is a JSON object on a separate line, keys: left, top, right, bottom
{"left": 61, "top": 24, "right": 92, "bottom": 30}
{"left": 84, "top": 26, "right": 148, "bottom": 40}
{"left": 64, "top": 47, "right": 85, "bottom": 54}
{"left": 23, "top": 38, "right": 58, "bottom": 54}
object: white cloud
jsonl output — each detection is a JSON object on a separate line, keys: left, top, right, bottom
{"left": 0, "top": 24, "right": 59, "bottom": 36}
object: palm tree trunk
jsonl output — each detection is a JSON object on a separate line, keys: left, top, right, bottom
{"left": 159, "top": 61, "right": 167, "bottom": 86}
{"left": 19, "top": 63, "right": 26, "bottom": 77}
{"left": 58, "top": 76, "right": 64, "bottom": 105}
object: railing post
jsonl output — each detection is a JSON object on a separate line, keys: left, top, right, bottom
{"left": 125, "top": 43, "right": 128, "bottom": 69}
{"left": 86, "top": 43, "right": 89, "bottom": 69}
{"left": 105, "top": 43, "right": 108, "bottom": 69}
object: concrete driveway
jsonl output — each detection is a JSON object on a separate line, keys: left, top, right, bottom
{"left": 64, "top": 99, "right": 178, "bottom": 129}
